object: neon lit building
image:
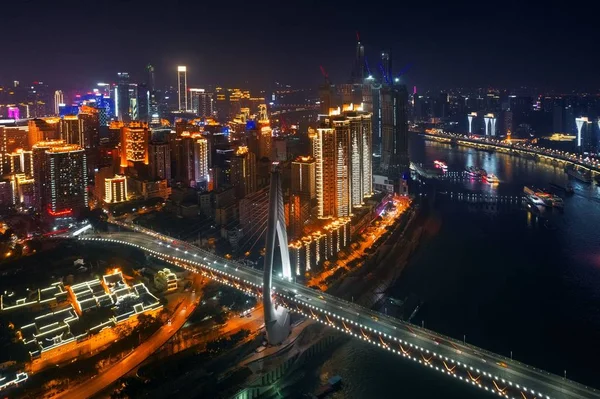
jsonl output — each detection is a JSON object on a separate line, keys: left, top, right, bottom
{"left": 104, "top": 175, "right": 128, "bottom": 203}
{"left": 120, "top": 122, "right": 149, "bottom": 168}
{"left": 32, "top": 141, "right": 88, "bottom": 217}
{"left": 288, "top": 217, "right": 351, "bottom": 275}
{"left": 177, "top": 66, "right": 188, "bottom": 111}
{"left": 310, "top": 106, "right": 372, "bottom": 219}
{"left": 194, "top": 138, "right": 209, "bottom": 183}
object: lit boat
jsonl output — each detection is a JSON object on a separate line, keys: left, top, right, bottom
{"left": 434, "top": 160, "right": 448, "bottom": 170}
{"left": 465, "top": 166, "right": 487, "bottom": 178}
{"left": 527, "top": 195, "right": 546, "bottom": 206}
{"left": 485, "top": 174, "right": 499, "bottom": 184}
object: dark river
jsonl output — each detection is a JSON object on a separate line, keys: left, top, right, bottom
{"left": 290, "top": 135, "right": 600, "bottom": 398}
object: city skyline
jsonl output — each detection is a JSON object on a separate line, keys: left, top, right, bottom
{"left": 2, "top": 1, "right": 599, "bottom": 91}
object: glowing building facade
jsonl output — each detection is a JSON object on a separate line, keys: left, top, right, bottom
{"left": 53, "top": 90, "right": 64, "bottom": 115}
{"left": 104, "top": 175, "right": 128, "bottom": 203}
{"left": 32, "top": 141, "right": 88, "bottom": 217}
{"left": 310, "top": 106, "right": 372, "bottom": 219}
{"left": 289, "top": 217, "right": 351, "bottom": 276}
{"left": 194, "top": 138, "right": 209, "bottom": 183}
{"left": 177, "top": 66, "right": 188, "bottom": 111}
{"left": 120, "top": 123, "right": 149, "bottom": 167}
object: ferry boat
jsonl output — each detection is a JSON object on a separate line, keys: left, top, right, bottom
{"left": 465, "top": 166, "right": 487, "bottom": 178}
{"left": 434, "top": 160, "right": 448, "bottom": 171}
{"left": 485, "top": 173, "right": 500, "bottom": 184}
{"left": 566, "top": 168, "right": 592, "bottom": 184}
{"left": 524, "top": 186, "right": 563, "bottom": 208}
{"left": 526, "top": 195, "right": 547, "bottom": 206}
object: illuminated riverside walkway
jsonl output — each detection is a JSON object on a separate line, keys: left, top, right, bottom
{"left": 79, "top": 223, "right": 599, "bottom": 399}
{"left": 420, "top": 129, "right": 600, "bottom": 175}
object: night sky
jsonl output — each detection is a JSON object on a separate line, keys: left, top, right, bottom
{"left": 2, "top": 0, "right": 599, "bottom": 91}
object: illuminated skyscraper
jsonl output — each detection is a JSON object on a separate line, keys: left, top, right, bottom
{"left": 347, "top": 110, "right": 372, "bottom": 206}
{"left": 310, "top": 127, "right": 336, "bottom": 218}
{"left": 116, "top": 72, "right": 131, "bottom": 122}
{"left": 230, "top": 146, "right": 256, "bottom": 199}
{"left": 53, "top": 90, "right": 64, "bottom": 115}
{"left": 120, "top": 123, "right": 149, "bottom": 168}
{"left": 177, "top": 66, "right": 188, "bottom": 111}
{"left": 32, "top": 140, "right": 87, "bottom": 217}
{"left": 311, "top": 106, "right": 372, "bottom": 218}
{"left": 194, "top": 138, "right": 209, "bottom": 183}
{"left": 60, "top": 115, "right": 83, "bottom": 145}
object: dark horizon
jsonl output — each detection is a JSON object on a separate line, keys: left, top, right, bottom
{"left": 2, "top": 0, "right": 599, "bottom": 91}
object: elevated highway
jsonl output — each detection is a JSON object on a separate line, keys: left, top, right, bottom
{"left": 78, "top": 226, "right": 600, "bottom": 399}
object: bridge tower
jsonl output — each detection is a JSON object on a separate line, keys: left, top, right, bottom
{"left": 467, "top": 112, "right": 477, "bottom": 135}
{"left": 262, "top": 163, "right": 292, "bottom": 344}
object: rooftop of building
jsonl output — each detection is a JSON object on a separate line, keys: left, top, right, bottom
{"left": 17, "top": 271, "right": 161, "bottom": 358}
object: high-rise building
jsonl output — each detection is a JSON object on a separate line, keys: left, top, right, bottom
{"left": 380, "top": 84, "right": 409, "bottom": 177}
{"left": 148, "top": 142, "right": 171, "bottom": 181}
{"left": 28, "top": 118, "right": 60, "bottom": 148}
{"left": 194, "top": 138, "right": 209, "bottom": 184}
{"left": 147, "top": 64, "right": 159, "bottom": 125}
{"left": 53, "top": 90, "right": 64, "bottom": 115}
{"left": 291, "top": 156, "right": 316, "bottom": 199}
{"left": 310, "top": 106, "right": 372, "bottom": 218}
{"left": 230, "top": 146, "right": 256, "bottom": 199}
{"left": 177, "top": 66, "right": 188, "bottom": 111}
{"left": 5, "top": 149, "right": 33, "bottom": 176}
{"left": 310, "top": 127, "right": 335, "bottom": 218}
{"left": 60, "top": 115, "right": 83, "bottom": 145}
{"left": 32, "top": 141, "right": 87, "bottom": 217}
{"left": 116, "top": 72, "right": 131, "bottom": 122}
{"left": 78, "top": 106, "right": 101, "bottom": 174}
{"left": 347, "top": 110, "right": 373, "bottom": 206}
{"left": 189, "top": 88, "right": 213, "bottom": 117}
{"left": 104, "top": 175, "right": 128, "bottom": 203}
{"left": 120, "top": 122, "right": 149, "bottom": 168}
{"left": 350, "top": 38, "right": 366, "bottom": 84}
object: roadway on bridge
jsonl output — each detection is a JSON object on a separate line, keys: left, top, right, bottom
{"left": 82, "top": 230, "right": 600, "bottom": 399}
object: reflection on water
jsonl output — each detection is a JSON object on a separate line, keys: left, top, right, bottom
{"left": 291, "top": 137, "right": 600, "bottom": 398}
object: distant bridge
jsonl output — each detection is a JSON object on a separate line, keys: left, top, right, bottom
{"left": 419, "top": 130, "right": 600, "bottom": 175}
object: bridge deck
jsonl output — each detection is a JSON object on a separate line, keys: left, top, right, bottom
{"left": 79, "top": 226, "right": 600, "bottom": 399}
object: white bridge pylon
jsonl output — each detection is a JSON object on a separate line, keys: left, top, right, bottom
{"left": 262, "top": 163, "right": 292, "bottom": 344}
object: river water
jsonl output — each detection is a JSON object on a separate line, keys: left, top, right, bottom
{"left": 290, "top": 135, "right": 600, "bottom": 398}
